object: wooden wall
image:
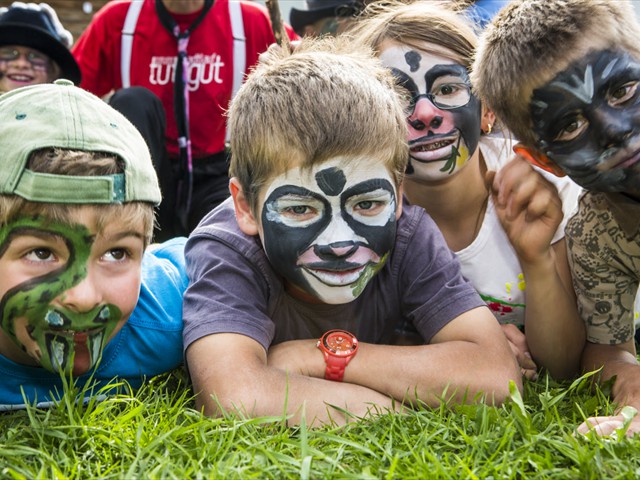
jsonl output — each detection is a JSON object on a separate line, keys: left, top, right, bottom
{"left": 0, "top": 0, "right": 111, "bottom": 44}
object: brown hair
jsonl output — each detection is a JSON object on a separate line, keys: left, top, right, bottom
{"left": 0, "top": 148, "right": 155, "bottom": 244}
{"left": 350, "top": 0, "right": 478, "bottom": 70}
{"left": 227, "top": 36, "right": 408, "bottom": 213}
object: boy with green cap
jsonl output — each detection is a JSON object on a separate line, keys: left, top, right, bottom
{"left": 0, "top": 79, "right": 187, "bottom": 409}
{"left": 472, "top": 0, "right": 640, "bottom": 436}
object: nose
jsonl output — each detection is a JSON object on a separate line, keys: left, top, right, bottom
{"left": 408, "top": 97, "right": 443, "bottom": 131}
{"left": 596, "top": 109, "right": 634, "bottom": 149}
{"left": 314, "top": 241, "right": 358, "bottom": 260}
{"left": 57, "top": 272, "right": 103, "bottom": 313}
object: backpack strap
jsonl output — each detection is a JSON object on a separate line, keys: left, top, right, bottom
{"left": 121, "top": 0, "right": 144, "bottom": 88}
{"left": 227, "top": 0, "right": 245, "bottom": 144}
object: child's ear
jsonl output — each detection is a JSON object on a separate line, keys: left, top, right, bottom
{"left": 229, "top": 178, "right": 259, "bottom": 236}
{"left": 481, "top": 108, "right": 496, "bottom": 135}
{"left": 513, "top": 143, "right": 566, "bottom": 177}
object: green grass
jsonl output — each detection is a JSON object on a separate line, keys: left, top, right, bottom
{"left": 2, "top": 370, "right": 640, "bottom": 479}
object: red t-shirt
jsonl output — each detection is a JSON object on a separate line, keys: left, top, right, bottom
{"left": 73, "top": 0, "right": 298, "bottom": 158}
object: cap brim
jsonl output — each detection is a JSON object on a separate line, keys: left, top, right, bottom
{"left": 0, "top": 24, "right": 81, "bottom": 85}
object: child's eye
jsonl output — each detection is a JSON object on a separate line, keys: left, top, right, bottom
{"left": 281, "top": 205, "right": 317, "bottom": 219}
{"left": 554, "top": 114, "right": 588, "bottom": 142}
{"left": 24, "top": 248, "right": 56, "bottom": 263}
{"left": 102, "top": 249, "right": 130, "bottom": 263}
{"left": 609, "top": 81, "right": 639, "bottom": 106}
{"left": 354, "top": 200, "right": 385, "bottom": 215}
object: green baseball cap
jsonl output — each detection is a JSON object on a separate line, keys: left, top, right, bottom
{"left": 0, "top": 79, "right": 161, "bottom": 205}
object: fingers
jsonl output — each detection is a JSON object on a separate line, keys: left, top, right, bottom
{"left": 501, "top": 324, "right": 538, "bottom": 380}
{"left": 576, "top": 416, "right": 623, "bottom": 437}
{"left": 490, "top": 156, "right": 562, "bottom": 221}
{"left": 577, "top": 411, "right": 640, "bottom": 438}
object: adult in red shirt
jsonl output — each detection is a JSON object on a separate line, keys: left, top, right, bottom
{"left": 73, "top": 0, "right": 298, "bottom": 239}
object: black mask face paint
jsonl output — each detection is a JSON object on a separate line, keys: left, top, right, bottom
{"left": 531, "top": 48, "right": 640, "bottom": 195}
{"left": 260, "top": 157, "right": 398, "bottom": 304}
{"left": 379, "top": 44, "right": 482, "bottom": 182}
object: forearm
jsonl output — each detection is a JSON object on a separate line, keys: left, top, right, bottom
{"left": 271, "top": 313, "right": 521, "bottom": 406}
{"left": 344, "top": 340, "right": 519, "bottom": 406}
{"left": 520, "top": 245, "right": 585, "bottom": 379}
{"left": 582, "top": 341, "right": 640, "bottom": 410}
{"left": 188, "top": 335, "right": 396, "bottom": 426}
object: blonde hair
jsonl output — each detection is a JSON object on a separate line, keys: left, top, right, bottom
{"left": 349, "top": 0, "right": 478, "bottom": 71}
{"left": 471, "top": 0, "right": 640, "bottom": 147}
{"left": 227, "top": 36, "right": 408, "bottom": 213}
{"left": 0, "top": 148, "right": 155, "bottom": 244}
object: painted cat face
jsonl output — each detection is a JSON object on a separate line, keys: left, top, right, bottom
{"left": 531, "top": 48, "right": 640, "bottom": 195}
{"left": 259, "top": 156, "right": 398, "bottom": 304}
{"left": 0, "top": 210, "right": 144, "bottom": 375}
{"left": 379, "top": 43, "right": 482, "bottom": 182}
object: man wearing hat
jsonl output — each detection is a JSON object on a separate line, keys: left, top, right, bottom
{"left": 290, "top": 0, "right": 364, "bottom": 36}
{"left": 0, "top": 2, "right": 80, "bottom": 93}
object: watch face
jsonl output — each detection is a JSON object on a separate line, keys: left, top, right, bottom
{"left": 323, "top": 331, "right": 357, "bottom": 356}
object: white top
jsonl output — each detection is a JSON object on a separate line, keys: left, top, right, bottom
{"left": 455, "top": 135, "right": 583, "bottom": 327}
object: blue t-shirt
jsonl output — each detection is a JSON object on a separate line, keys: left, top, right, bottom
{"left": 0, "top": 237, "right": 188, "bottom": 410}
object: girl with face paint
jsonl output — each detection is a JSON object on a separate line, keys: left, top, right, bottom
{"left": 351, "top": 0, "right": 585, "bottom": 380}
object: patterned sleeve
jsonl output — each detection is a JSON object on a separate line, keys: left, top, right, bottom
{"left": 566, "top": 195, "right": 638, "bottom": 344}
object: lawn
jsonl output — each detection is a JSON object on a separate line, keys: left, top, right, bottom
{"left": 2, "top": 369, "right": 640, "bottom": 479}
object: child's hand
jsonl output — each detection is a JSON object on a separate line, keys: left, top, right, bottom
{"left": 501, "top": 324, "right": 538, "bottom": 380}
{"left": 577, "top": 407, "right": 640, "bottom": 438}
{"left": 486, "top": 156, "right": 563, "bottom": 265}
{"left": 267, "top": 338, "right": 324, "bottom": 378}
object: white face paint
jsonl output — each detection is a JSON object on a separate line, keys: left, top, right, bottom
{"left": 259, "top": 156, "right": 398, "bottom": 304}
{"left": 379, "top": 43, "right": 482, "bottom": 183}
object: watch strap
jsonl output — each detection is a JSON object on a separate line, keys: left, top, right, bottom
{"left": 324, "top": 355, "right": 348, "bottom": 382}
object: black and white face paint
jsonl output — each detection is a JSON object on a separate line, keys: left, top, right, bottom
{"left": 379, "top": 44, "right": 482, "bottom": 182}
{"left": 260, "top": 157, "right": 398, "bottom": 304}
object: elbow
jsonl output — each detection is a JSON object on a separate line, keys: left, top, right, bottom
{"left": 485, "top": 362, "right": 522, "bottom": 406}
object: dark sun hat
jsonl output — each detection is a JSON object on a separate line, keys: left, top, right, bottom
{"left": 290, "top": 0, "right": 359, "bottom": 33}
{"left": 0, "top": 2, "right": 81, "bottom": 84}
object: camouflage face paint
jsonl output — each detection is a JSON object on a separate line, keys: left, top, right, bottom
{"left": 0, "top": 217, "right": 122, "bottom": 375}
{"left": 260, "top": 157, "right": 397, "bottom": 304}
{"left": 379, "top": 44, "right": 482, "bottom": 182}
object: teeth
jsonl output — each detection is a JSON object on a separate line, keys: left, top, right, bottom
{"left": 413, "top": 140, "right": 453, "bottom": 152}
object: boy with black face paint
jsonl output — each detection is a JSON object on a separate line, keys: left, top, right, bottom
{"left": 0, "top": 80, "right": 187, "bottom": 409}
{"left": 183, "top": 37, "right": 520, "bottom": 426}
{"left": 472, "top": 0, "right": 640, "bottom": 437}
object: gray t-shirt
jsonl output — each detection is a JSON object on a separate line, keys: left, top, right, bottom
{"left": 183, "top": 198, "right": 485, "bottom": 352}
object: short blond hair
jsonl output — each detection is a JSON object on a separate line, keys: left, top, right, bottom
{"left": 471, "top": 0, "right": 640, "bottom": 147}
{"left": 227, "top": 36, "right": 408, "bottom": 213}
{"left": 0, "top": 148, "right": 155, "bottom": 244}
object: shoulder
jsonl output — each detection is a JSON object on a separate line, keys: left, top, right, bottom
{"left": 91, "top": 0, "right": 135, "bottom": 23}
{"left": 185, "top": 198, "right": 274, "bottom": 284}
{"left": 126, "top": 237, "right": 188, "bottom": 331}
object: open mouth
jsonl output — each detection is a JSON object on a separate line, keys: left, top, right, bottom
{"left": 409, "top": 134, "right": 459, "bottom": 162}
{"left": 49, "top": 326, "right": 105, "bottom": 341}
{"left": 7, "top": 73, "right": 35, "bottom": 83}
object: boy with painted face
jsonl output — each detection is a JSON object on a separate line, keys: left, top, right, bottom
{"left": 0, "top": 80, "right": 187, "bottom": 409}
{"left": 472, "top": 0, "right": 640, "bottom": 436}
{"left": 183, "top": 37, "right": 520, "bottom": 426}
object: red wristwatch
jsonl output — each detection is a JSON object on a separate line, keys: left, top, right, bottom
{"left": 316, "top": 329, "right": 359, "bottom": 382}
